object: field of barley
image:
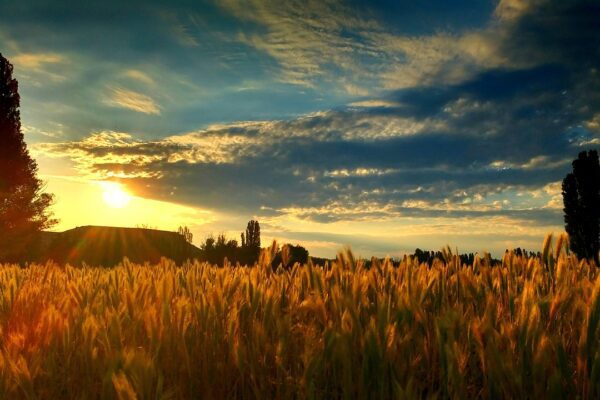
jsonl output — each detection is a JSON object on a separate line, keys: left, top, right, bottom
{"left": 0, "top": 234, "right": 599, "bottom": 399}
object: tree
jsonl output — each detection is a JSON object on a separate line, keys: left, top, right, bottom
{"left": 562, "top": 150, "right": 600, "bottom": 264}
{"left": 243, "top": 220, "right": 260, "bottom": 248}
{"left": 0, "top": 53, "right": 55, "bottom": 262}
{"left": 238, "top": 220, "right": 261, "bottom": 265}
{"left": 273, "top": 244, "right": 309, "bottom": 269}
{"left": 177, "top": 225, "right": 193, "bottom": 244}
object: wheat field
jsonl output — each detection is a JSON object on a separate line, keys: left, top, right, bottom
{"left": 0, "top": 235, "right": 599, "bottom": 399}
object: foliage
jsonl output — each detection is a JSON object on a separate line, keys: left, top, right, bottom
{"left": 0, "top": 235, "right": 599, "bottom": 398}
{"left": 200, "top": 220, "right": 262, "bottom": 266}
{"left": 242, "top": 220, "right": 260, "bottom": 249}
{"left": 562, "top": 150, "right": 600, "bottom": 264}
{"left": 0, "top": 53, "right": 56, "bottom": 262}
{"left": 272, "top": 243, "right": 309, "bottom": 270}
{"left": 200, "top": 234, "right": 242, "bottom": 265}
{"left": 412, "top": 248, "right": 538, "bottom": 267}
{"left": 177, "top": 226, "right": 193, "bottom": 244}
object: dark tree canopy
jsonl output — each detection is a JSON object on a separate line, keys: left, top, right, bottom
{"left": 277, "top": 244, "right": 308, "bottom": 269}
{"left": 562, "top": 150, "right": 600, "bottom": 264}
{"left": 0, "top": 53, "right": 55, "bottom": 262}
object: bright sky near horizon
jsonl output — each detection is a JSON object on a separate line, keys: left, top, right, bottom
{"left": 1, "top": 0, "right": 599, "bottom": 257}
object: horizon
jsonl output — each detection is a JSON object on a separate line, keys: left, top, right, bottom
{"left": 1, "top": 0, "right": 598, "bottom": 258}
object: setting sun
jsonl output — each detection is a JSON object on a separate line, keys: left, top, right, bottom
{"left": 100, "top": 181, "right": 131, "bottom": 208}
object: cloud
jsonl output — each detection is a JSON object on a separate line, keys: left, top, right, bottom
{"left": 494, "top": 0, "right": 539, "bottom": 21}
{"left": 215, "top": 0, "right": 383, "bottom": 89}
{"left": 495, "top": 0, "right": 600, "bottom": 70}
{"left": 123, "top": 69, "right": 155, "bottom": 85}
{"left": 103, "top": 87, "right": 161, "bottom": 115}
{"left": 33, "top": 34, "right": 595, "bottom": 225}
{"left": 213, "top": 0, "right": 502, "bottom": 91}
{"left": 348, "top": 100, "right": 401, "bottom": 108}
{"left": 213, "top": 0, "right": 599, "bottom": 99}
{"left": 324, "top": 168, "right": 398, "bottom": 178}
{"left": 10, "top": 52, "right": 65, "bottom": 70}
{"left": 33, "top": 131, "right": 191, "bottom": 178}
{"left": 372, "top": 32, "right": 503, "bottom": 89}
{"left": 32, "top": 64, "right": 586, "bottom": 222}
{"left": 159, "top": 10, "right": 200, "bottom": 47}
{"left": 488, "top": 156, "right": 571, "bottom": 171}
{"left": 32, "top": 108, "right": 437, "bottom": 178}
{"left": 8, "top": 51, "right": 68, "bottom": 83}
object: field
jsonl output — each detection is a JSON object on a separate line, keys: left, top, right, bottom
{"left": 0, "top": 235, "right": 599, "bottom": 399}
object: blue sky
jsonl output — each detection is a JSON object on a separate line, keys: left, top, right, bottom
{"left": 2, "top": 0, "right": 599, "bottom": 257}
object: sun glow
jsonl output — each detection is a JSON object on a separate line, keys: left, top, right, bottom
{"left": 100, "top": 181, "right": 132, "bottom": 208}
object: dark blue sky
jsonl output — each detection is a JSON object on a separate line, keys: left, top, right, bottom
{"left": 2, "top": 0, "right": 599, "bottom": 256}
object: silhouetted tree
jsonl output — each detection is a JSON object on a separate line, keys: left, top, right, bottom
{"left": 459, "top": 252, "right": 475, "bottom": 266}
{"left": 0, "top": 53, "right": 55, "bottom": 262}
{"left": 244, "top": 220, "right": 261, "bottom": 248}
{"left": 202, "top": 236, "right": 216, "bottom": 252}
{"left": 177, "top": 226, "right": 193, "bottom": 244}
{"left": 272, "top": 244, "right": 309, "bottom": 269}
{"left": 413, "top": 248, "right": 481, "bottom": 267}
{"left": 562, "top": 150, "right": 600, "bottom": 264}
{"left": 200, "top": 221, "right": 263, "bottom": 266}
{"left": 238, "top": 220, "right": 261, "bottom": 265}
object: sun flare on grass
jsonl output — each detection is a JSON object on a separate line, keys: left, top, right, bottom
{"left": 100, "top": 181, "right": 131, "bottom": 208}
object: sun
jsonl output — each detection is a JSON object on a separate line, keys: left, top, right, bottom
{"left": 100, "top": 182, "right": 132, "bottom": 208}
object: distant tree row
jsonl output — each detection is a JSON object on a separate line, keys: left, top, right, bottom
{"left": 410, "top": 249, "right": 478, "bottom": 266}
{"left": 410, "top": 247, "right": 544, "bottom": 267}
{"left": 198, "top": 220, "right": 261, "bottom": 265}
{"left": 196, "top": 219, "right": 309, "bottom": 268}
{"left": 510, "top": 248, "right": 542, "bottom": 259}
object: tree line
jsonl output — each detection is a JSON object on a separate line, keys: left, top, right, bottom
{"left": 193, "top": 219, "right": 309, "bottom": 268}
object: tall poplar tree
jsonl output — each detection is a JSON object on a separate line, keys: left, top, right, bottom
{"left": 244, "top": 220, "right": 261, "bottom": 248}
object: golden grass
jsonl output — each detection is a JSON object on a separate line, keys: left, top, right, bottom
{"left": 0, "top": 234, "right": 599, "bottom": 399}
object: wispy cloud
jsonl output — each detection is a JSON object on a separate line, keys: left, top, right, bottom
{"left": 159, "top": 11, "right": 200, "bottom": 47}
{"left": 103, "top": 87, "right": 161, "bottom": 115}
{"left": 348, "top": 100, "right": 401, "bottom": 108}
{"left": 123, "top": 69, "right": 155, "bottom": 86}
{"left": 216, "top": 0, "right": 382, "bottom": 89}
{"left": 11, "top": 52, "right": 65, "bottom": 70}
{"left": 9, "top": 52, "right": 68, "bottom": 83}
{"left": 216, "top": 0, "right": 598, "bottom": 97}
{"left": 214, "top": 0, "right": 504, "bottom": 91}
{"left": 372, "top": 32, "right": 505, "bottom": 89}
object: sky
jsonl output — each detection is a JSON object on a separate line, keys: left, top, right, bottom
{"left": 1, "top": 0, "right": 599, "bottom": 258}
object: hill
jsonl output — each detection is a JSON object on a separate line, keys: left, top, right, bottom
{"left": 34, "top": 226, "right": 202, "bottom": 266}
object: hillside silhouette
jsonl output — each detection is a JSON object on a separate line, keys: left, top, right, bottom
{"left": 34, "top": 226, "right": 202, "bottom": 266}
